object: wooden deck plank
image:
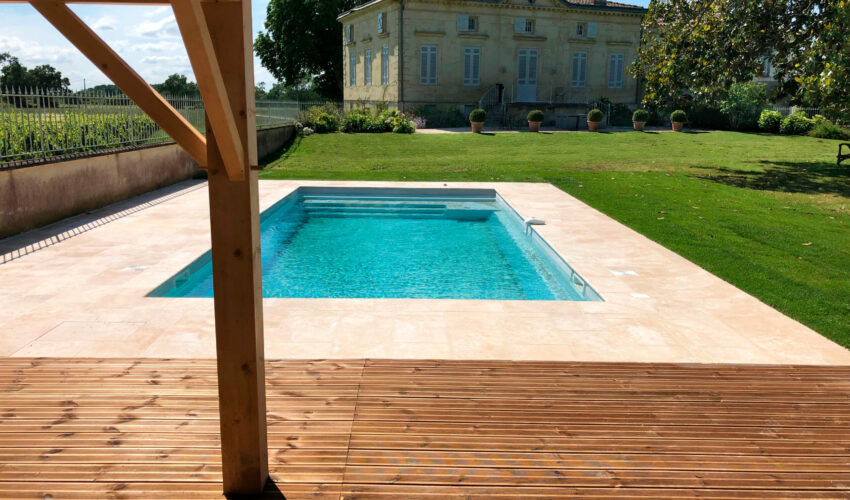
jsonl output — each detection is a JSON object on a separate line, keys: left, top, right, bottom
{"left": 0, "top": 358, "right": 848, "bottom": 499}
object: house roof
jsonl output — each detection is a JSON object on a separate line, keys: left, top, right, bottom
{"left": 338, "top": 0, "right": 648, "bottom": 20}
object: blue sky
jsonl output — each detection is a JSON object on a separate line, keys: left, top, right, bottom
{"left": 0, "top": 0, "right": 650, "bottom": 91}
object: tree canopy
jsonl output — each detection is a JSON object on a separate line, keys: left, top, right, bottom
{"left": 0, "top": 53, "right": 70, "bottom": 91}
{"left": 631, "top": 0, "right": 849, "bottom": 117}
{"left": 254, "top": 0, "right": 359, "bottom": 100}
{"left": 152, "top": 73, "right": 199, "bottom": 96}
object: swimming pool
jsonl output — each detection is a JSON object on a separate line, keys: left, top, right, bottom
{"left": 150, "top": 187, "right": 601, "bottom": 301}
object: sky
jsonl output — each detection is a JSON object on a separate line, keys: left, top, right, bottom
{"left": 0, "top": 0, "right": 651, "bottom": 91}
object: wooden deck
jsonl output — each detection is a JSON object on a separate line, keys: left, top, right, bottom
{"left": 0, "top": 358, "right": 848, "bottom": 499}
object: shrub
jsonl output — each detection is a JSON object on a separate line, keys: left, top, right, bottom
{"left": 718, "top": 82, "right": 768, "bottom": 130}
{"left": 313, "top": 112, "right": 339, "bottom": 133}
{"left": 340, "top": 109, "right": 372, "bottom": 133}
{"left": 809, "top": 121, "right": 850, "bottom": 140}
{"left": 296, "top": 103, "right": 343, "bottom": 130}
{"left": 469, "top": 108, "right": 486, "bottom": 123}
{"left": 587, "top": 108, "right": 604, "bottom": 122}
{"left": 632, "top": 109, "right": 649, "bottom": 122}
{"left": 758, "top": 110, "right": 783, "bottom": 133}
{"left": 301, "top": 126, "right": 314, "bottom": 136}
{"left": 670, "top": 109, "right": 687, "bottom": 122}
{"left": 779, "top": 112, "right": 815, "bottom": 135}
{"left": 391, "top": 115, "right": 415, "bottom": 134}
{"left": 527, "top": 110, "right": 544, "bottom": 122}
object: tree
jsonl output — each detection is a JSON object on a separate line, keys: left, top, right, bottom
{"left": 254, "top": 0, "right": 359, "bottom": 100}
{"left": 0, "top": 54, "right": 70, "bottom": 91}
{"left": 153, "top": 73, "right": 199, "bottom": 96}
{"left": 631, "top": 0, "right": 850, "bottom": 118}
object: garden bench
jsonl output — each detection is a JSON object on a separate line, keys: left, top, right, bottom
{"left": 839, "top": 143, "right": 850, "bottom": 166}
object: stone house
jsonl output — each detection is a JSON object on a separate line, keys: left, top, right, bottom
{"left": 337, "top": 0, "right": 647, "bottom": 124}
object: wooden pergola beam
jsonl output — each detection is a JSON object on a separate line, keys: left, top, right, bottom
{"left": 2, "top": 0, "right": 241, "bottom": 4}
{"left": 172, "top": 0, "right": 246, "bottom": 181}
{"left": 29, "top": 0, "right": 207, "bottom": 167}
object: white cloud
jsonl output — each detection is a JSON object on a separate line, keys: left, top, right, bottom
{"left": 141, "top": 55, "right": 188, "bottom": 65}
{"left": 90, "top": 15, "right": 118, "bottom": 31}
{"left": 131, "top": 41, "right": 182, "bottom": 53}
{"left": 134, "top": 13, "right": 179, "bottom": 39}
{"left": 0, "top": 35, "right": 77, "bottom": 66}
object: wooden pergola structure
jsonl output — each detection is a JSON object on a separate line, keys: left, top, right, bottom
{"left": 0, "top": 0, "right": 269, "bottom": 494}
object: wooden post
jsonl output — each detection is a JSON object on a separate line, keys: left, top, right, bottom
{"left": 201, "top": 0, "right": 267, "bottom": 494}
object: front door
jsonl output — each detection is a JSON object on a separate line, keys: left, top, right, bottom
{"left": 517, "top": 49, "right": 538, "bottom": 102}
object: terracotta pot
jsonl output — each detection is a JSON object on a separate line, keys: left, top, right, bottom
{"left": 528, "top": 121, "right": 542, "bottom": 132}
{"left": 633, "top": 121, "right": 646, "bottom": 132}
{"left": 471, "top": 121, "right": 484, "bottom": 133}
{"left": 672, "top": 121, "right": 684, "bottom": 132}
{"left": 588, "top": 120, "right": 601, "bottom": 132}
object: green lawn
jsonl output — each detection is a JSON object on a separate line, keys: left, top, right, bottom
{"left": 260, "top": 131, "right": 850, "bottom": 348}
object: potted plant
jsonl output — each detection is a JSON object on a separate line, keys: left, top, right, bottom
{"left": 527, "top": 110, "right": 544, "bottom": 132}
{"left": 587, "top": 108, "right": 604, "bottom": 132}
{"left": 469, "top": 108, "right": 486, "bottom": 133}
{"left": 670, "top": 109, "right": 687, "bottom": 132}
{"left": 632, "top": 109, "right": 649, "bottom": 131}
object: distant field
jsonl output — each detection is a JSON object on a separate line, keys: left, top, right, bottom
{"left": 261, "top": 131, "right": 850, "bottom": 348}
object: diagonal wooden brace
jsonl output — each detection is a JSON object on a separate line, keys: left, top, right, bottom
{"left": 28, "top": 0, "right": 208, "bottom": 167}
{"left": 172, "top": 0, "right": 247, "bottom": 181}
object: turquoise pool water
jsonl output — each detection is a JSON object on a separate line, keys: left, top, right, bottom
{"left": 150, "top": 187, "right": 600, "bottom": 301}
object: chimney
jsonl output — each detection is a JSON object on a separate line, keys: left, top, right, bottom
{"left": 594, "top": 0, "right": 607, "bottom": 5}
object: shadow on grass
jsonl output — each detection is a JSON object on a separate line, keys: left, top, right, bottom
{"left": 259, "top": 134, "right": 302, "bottom": 168}
{"left": 692, "top": 160, "right": 850, "bottom": 197}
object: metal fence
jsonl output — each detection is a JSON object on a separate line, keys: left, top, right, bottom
{"left": 0, "top": 87, "right": 338, "bottom": 164}
{"left": 771, "top": 106, "right": 821, "bottom": 117}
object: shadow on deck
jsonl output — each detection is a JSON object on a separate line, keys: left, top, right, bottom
{"left": 0, "top": 358, "right": 848, "bottom": 498}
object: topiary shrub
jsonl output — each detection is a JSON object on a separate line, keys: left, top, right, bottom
{"left": 469, "top": 108, "right": 486, "bottom": 123}
{"left": 632, "top": 109, "right": 649, "bottom": 122}
{"left": 758, "top": 110, "right": 783, "bottom": 133}
{"left": 779, "top": 112, "right": 815, "bottom": 135}
{"left": 670, "top": 109, "right": 687, "bottom": 122}
{"left": 587, "top": 108, "right": 604, "bottom": 122}
{"left": 527, "top": 110, "right": 544, "bottom": 122}
{"left": 313, "top": 112, "right": 339, "bottom": 133}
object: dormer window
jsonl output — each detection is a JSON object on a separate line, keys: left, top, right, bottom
{"left": 577, "top": 22, "right": 586, "bottom": 36}
{"left": 345, "top": 24, "right": 353, "bottom": 42}
{"left": 378, "top": 12, "right": 386, "bottom": 34}
{"left": 514, "top": 18, "right": 534, "bottom": 34}
{"left": 587, "top": 22, "right": 598, "bottom": 38}
{"left": 457, "top": 14, "right": 478, "bottom": 32}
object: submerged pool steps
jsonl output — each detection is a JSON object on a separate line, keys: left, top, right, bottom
{"left": 301, "top": 197, "right": 497, "bottom": 220}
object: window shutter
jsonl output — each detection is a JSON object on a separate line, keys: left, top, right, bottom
{"left": 377, "top": 13, "right": 383, "bottom": 33}
{"left": 420, "top": 48, "right": 428, "bottom": 84}
{"left": 429, "top": 48, "right": 437, "bottom": 84}
{"left": 518, "top": 50, "right": 527, "bottom": 82}
{"left": 514, "top": 18, "right": 525, "bottom": 33}
{"left": 571, "top": 54, "right": 579, "bottom": 86}
{"left": 349, "top": 52, "right": 356, "bottom": 86}
{"left": 608, "top": 55, "right": 616, "bottom": 87}
{"left": 472, "top": 50, "right": 480, "bottom": 84}
{"left": 346, "top": 24, "right": 352, "bottom": 42}
{"left": 463, "top": 50, "right": 471, "bottom": 84}
{"left": 528, "top": 50, "right": 537, "bottom": 83}
{"left": 457, "top": 14, "right": 469, "bottom": 31}
{"left": 579, "top": 54, "right": 586, "bottom": 85}
{"left": 587, "top": 22, "right": 597, "bottom": 38}
{"left": 382, "top": 45, "right": 389, "bottom": 84}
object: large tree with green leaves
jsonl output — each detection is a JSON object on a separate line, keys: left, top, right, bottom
{"left": 254, "top": 0, "right": 359, "bottom": 100}
{"left": 0, "top": 53, "right": 70, "bottom": 91}
{"left": 631, "top": 0, "right": 849, "bottom": 118}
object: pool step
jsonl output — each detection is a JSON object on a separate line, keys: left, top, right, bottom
{"left": 301, "top": 198, "right": 497, "bottom": 220}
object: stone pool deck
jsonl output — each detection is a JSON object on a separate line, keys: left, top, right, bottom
{"left": 1, "top": 179, "right": 848, "bottom": 365}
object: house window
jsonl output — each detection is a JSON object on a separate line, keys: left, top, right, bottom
{"left": 576, "top": 22, "right": 586, "bottom": 36}
{"left": 457, "top": 14, "right": 478, "bottom": 32}
{"left": 349, "top": 51, "right": 356, "bottom": 86}
{"left": 420, "top": 45, "right": 437, "bottom": 85}
{"left": 378, "top": 12, "right": 386, "bottom": 34}
{"left": 345, "top": 24, "right": 353, "bottom": 43}
{"left": 365, "top": 49, "right": 372, "bottom": 85}
{"left": 514, "top": 18, "right": 534, "bottom": 34}
{"left": 760, "top": 57, "right": 773, "bottom": 78}
{"left": 463, "top": 47, "right": 480, "bottom": 86}
{"left": 571, "top": 51, "right": 587, "bottom": 88}
{"left": 608, "top": 53, "right": 624, "bottom": 88}
{"left": 381, "top": 45, "right": 389, "bottom": 84}
{"left": 587, "top": 22, "right": 598, "bottom": 38}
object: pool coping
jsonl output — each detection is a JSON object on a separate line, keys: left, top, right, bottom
{"left": 1, "top": 179, "right": 848, "bottom": 365}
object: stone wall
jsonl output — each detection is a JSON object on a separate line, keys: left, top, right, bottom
{"left": 0, "top": 124, "right": 294, "bottom": 239}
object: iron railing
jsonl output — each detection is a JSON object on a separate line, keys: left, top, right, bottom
{"left": 0, "top": 87, "right": 338, "bottom": 163}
